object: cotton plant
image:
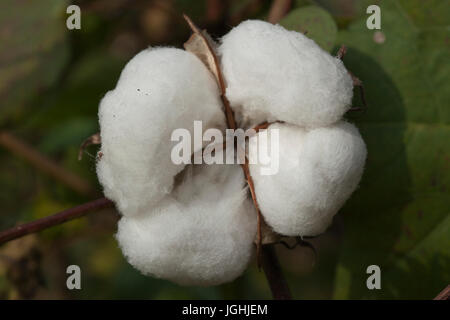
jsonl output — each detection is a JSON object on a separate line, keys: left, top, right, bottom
{"left": 95, "top": 17, "right": 367, "bottom": 286}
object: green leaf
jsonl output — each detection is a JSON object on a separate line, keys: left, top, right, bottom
{"left": 280, "top": 5, "right": 338, "bottom": 52}
{"left": 0, "top": 0, "right": 69, "bottom": 122}
{"left": 333, "top": 1, "right": 450, "bottom": 299}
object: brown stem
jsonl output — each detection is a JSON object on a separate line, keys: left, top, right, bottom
{"left": 336, "top": 46, "right": 368, "bottom": 113}
{"left": 0, "top": 131, "right": 96, "bottom": 196}
{"left": 183, "top": 14, "right": 263, "bottom": 264}
{"left": 261, "top": 245, "right": 292, "bottom": 299}
{"left": 434, "top": 285, "right": 450, "bottom": 300}
{"left": 336, "top": 44, "right": 347, "bottom": 60}
{"left": 267, "top": 0, "right": 292, "bottom": 24}
{"left": 184, "top": 11, "right": 291, "bottom": 295}
{"left": 219, "top": 77, "right": 263, "bottom": 266}
{"left": 0, "top": 198, "right": 114, "bottom": 245}
{"left": 0, "top": 196, "right": 292, "bottom": 300}
{"left": 251, "top": 121, "right": 285, "bottom": 133}
{"left": 240, "top": 161, "right": 263, "bottom": 266}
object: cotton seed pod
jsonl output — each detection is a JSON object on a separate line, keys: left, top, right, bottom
{"left": 116, "top": 164, "right": 257, "bottom": 286}
{"left": 219, "top": 20, "right": 353, "bottom": 128}
{"left": 97, "top": 47, "right": 225, "bottom": 217}
{"left": 248, "top": 122, "right": 366, "bottom": 237}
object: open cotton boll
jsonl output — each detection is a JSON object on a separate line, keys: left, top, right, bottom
{"left": 248, "top": 122, "right": 366, "bottom": 237}
{"left": 116, "top": 164, "right": 257, "bottom": 286}
{"left": 97, "top": 47, "right": 225, "bottom": 217}
{"left": 219, "top": 20, "right": 353, "bottom": 128}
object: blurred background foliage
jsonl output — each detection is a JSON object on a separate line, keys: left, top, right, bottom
{"left": 0, "top": 0, "right": 448, "bottom": 299}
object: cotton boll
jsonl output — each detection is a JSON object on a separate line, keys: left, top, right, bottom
{"left": 116, "top": 164, "right": 257, "bottom": 286}
{"left": 219, "top": 20, "right": 353, "bottom": 128}
{"left": 97, "top": 47, "right": 225, "bottom": 217}
{"left": 248, "top": 122, "right": 366, "bottom": 237}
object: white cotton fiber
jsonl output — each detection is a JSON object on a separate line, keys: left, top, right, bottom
{"left": 219, "top": 20, "right": 354, "bottom": 128}
{"left": 116, "top": 164, "right": 257, "bottom": 286}
{"left": 248, "top": 122, "right": 366, "bottom": 237}
{"left": 97, "top": 47, "right": 225, "bottom": 217}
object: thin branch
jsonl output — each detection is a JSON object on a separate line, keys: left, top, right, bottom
{"left": 0, "top": 198, "right": 114, "bottom": 245}
{"left": 0, "top": 131, "right": 96, "bottom": 196}
{"left": 267, "top": 0, "right": 292, "bottom": 24}
{"left": 352, "top": 75, "right": 367, "bottom": 108}
{"left": 251, "top": 121, "right": 284, "bottom": 133}
{"left": 348, "top": 72, "right": 367, "bottom": 112}
{"left": 261, "top": 245, "right": 292, "bottom": 299}
{"left": 336, "top": 46, "right": 368, "bottom": 114}
{"left": 434, "top": 285, "right": 450, "bottom": 300}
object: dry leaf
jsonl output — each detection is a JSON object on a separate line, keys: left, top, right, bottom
{"left": 183, "top": 14, "right": 236, "bottom": 130}
{"left": 183, "top": 14, "right": 223, "bottom": 93}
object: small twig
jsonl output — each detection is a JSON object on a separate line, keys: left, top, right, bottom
{"left": 349, "top": 72, "right": 367, "bottom": 112}
{"left": 434, "top": 285, "right": 450, "bottom": 300}
{"left": 354, "top": 78, "right": 367, "bottom": 109}
{"left": 78, "top": 132, "right": 101, "bottom": 161}
{"left": 267, "top": 0, "right": 292, "bottom": 24}
{"left": 336, "top": 44, "right": 347, "bottom": 60}
{"left": 252, "top": 122, "right": 271, "bottom": 133}
{"left": 0, "top": 131, "right": 96, "bottom": 196}
{"left": 251, "top": 121, "right": 284, "bottom": 133}
{"left": 0, "top": 198, "right": 114, "bottom": 245}
{"left": 336, "top": 46, "right": 368, "bottom": 114}
{"left": 261, "top": 245, "right": 292, "bottom": 299}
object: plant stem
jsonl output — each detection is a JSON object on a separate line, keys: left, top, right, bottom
{"left": 0, "top": 196, "right": 293, "bottom": 300}
{"left": 434, "top": 285, "right": 450, "bottom": 300}
{"left": 0, "top": 131, "right": 96, "bottom": 196}
{"left": 261, "top": 245, "right": 292, "bottom": 299}
{"left": 0, "top": 198, "right": 114, "bottom": 245}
